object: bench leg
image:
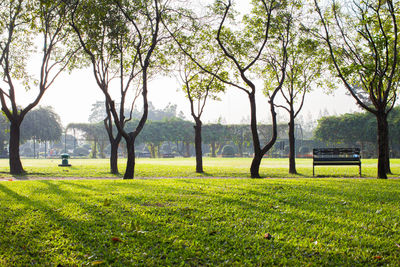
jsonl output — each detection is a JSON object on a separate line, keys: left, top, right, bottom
{"left": 313, "top": 165, "right": 315, "bottom": 177}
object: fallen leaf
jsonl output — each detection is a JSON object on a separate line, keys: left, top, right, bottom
{"left": 111, "top": 237, "right": 122, "bottom": 243}
{"left": 373, "top": 256, "right": 382, "bottom": 260}
{"left": 208, "top": 230, "right": 217, "bottom": 236}
{"left": 91, "top": 260, "right": 105, "bottom": 265}
{"left": 104, "top": 199, "right": 111, "bottom": 206}
{"left": 263, "top": 233, "right": 272, "bottom": 240}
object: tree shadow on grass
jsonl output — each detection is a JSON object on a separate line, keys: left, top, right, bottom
{"left": 0, "top": 181, "right": 393, "bottom": 266}
{"left": 0, "top": 170, "right": 50, "bottom": 180}
{"left": 11, "top": 172, "right": 49, "bottom": 180}
{"left": 0, "top": 182, "right": 149, "bottom": 265}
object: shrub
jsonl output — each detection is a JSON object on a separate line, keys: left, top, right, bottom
{"left": 73, "top": 147, "right": 89, "bottom": 157}
{"left": 222, "top": 145, "right": 235, "bottom": 157}
{"left": 299, "top": 146, "right": 310, "bottom": 154}
{"left": 23, "top": 147, "right": 33, "bottom": 157}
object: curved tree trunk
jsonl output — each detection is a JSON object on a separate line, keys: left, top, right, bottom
{"left": 288, "top": 111, "right": 297, "bottom": 174}
{"left": 249, "top": 92, "right": 262, "bottom": 178}
{"left": 9, "top": 121, "right": 24, "bottom": 174}
{"left": 124, "top": 138, "right": 135, "bottom": 179}
{"left": 110, "top": 135, "right": 121, "bottom": 174}
{"left": 194, "top": 119, "right": 203, "bottom": 173}
{"left": 376, "top": 112, "right": 389, "bottom": 179}
{"left": 249, "top": 91, "right": 279, "bottom": 178}
{"left": 250, "top": 152, "right": 262, "bottom": 178}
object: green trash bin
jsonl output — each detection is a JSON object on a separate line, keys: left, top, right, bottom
{"left": 59, "top": 153, "right": 71, "bottom": 167}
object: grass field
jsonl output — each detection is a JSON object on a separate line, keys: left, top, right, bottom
{"left": 0, "top": 178, "right": 399, "bottom": 266}
{"left": 0, "top": 157, "right": 400, "bottom": 178}
{"left": 1, "top": 158, "right": 399, "bottom": 265}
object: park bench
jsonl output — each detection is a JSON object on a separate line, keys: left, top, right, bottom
{"left": 162, "top": 153, "right": 175, "bottom": 158}
{"left": 313, "top": 148, "right": 361, "bottom": 176}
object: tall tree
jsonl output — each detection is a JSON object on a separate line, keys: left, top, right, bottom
{"left": 203, "top": 123, "right": 229, "bottom": 157}
{"left": 0, "top": 0, "right": 77, "bottom": 174}
{"left": 169, "top": 8, "right": 228, "bottom": 172}
{"left": 21, "top": 106, "right": 63, "bottom": 158}
{"left": 21, "top": 106, "right": 63, "bottom": 143}
{"left": 70, "top": 0, "right": 137, "bottom": 174}
{"left": 179, "top": 57, "right": 226, "bottom": 172}
{"left": 227, "top": 124, "right": 252, "bottom": 157}
{"left": 72, "top": 0, "right": 168, "bottom": 179}
{"left": 314, "top": 0, "right": 399, "bottom": 178}
{"left": 166, "top": 0, "right": 289, "bottom": 178}
{"left": 263, "top": 1, "right": 324, "bottom": 174}
{"left": 67, "top": 122, "right": 108, "bottom": 158}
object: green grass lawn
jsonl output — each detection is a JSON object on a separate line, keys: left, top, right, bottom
{"left": 0, "top": 178, "right": 399, "bottom": 266}
{"left": 0, "top": 157, "right": 400, "bottom": 178}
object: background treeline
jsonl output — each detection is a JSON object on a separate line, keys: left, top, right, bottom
{"left": 315, "top": 107, "right": 400, "bottom": 158}
{"left": 4, "top": 104, "right": 400, "bottom": 160}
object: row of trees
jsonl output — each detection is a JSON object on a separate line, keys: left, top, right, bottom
{"left": 68, "top": 118, "right": 289, "bottom": 157}
{"left": 0, "top": 107, "right": 63, "bottom": 156}
{"left": 12, "top": 105, "right": 400, "bottom": 159}
{"left": 0, "top": 0, "right": 398, "bottom": 178}
{"left": 315, "top": 107, "right": 400, "bottom": 158}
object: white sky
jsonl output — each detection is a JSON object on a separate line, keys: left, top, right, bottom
{"left": 14, "top": 0, "right": 361, "bottom": 127}
{"left": 33, "top": 68, "right": 359, "bottom": 127}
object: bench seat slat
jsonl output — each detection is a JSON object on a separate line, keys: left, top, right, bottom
{"left": 313, "top": 162, "right": 360, "bottom": 166}
{"left": 314, "top": 157, "right": 360, "bottom": 162}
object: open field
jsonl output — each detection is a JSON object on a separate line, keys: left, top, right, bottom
{"left": 0, "top": 178, "right": 399, "bottom": 266}
{"left": 1, "top": 157, "right": 400, "bottom": 179}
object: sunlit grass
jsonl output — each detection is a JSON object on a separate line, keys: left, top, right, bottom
{"left": 0, "top": 178, "right": 399, "bottom": 265}
{"left": 0, "top": 157, "right": 399, "bottom": 178}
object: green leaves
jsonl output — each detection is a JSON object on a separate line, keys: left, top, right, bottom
{"left": 315, "top": 0, "right": 399, "bottom": 112}
{"left": 20, "top": 106, "right": 63, "bottom": 143}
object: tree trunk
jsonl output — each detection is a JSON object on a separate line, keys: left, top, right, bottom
{"left": 288, "top": 111, "right": 297, "bottom": 174}
{"left": 248, "top": 91, "right": 278, "bottom": 178}
{"left": 194, "top": 120, "right": 203, "bottom": 173}
{"left": 149, "top": 144, "right": 155, "bottom": 158}
{"left": 92, "top": 140, "right": 97, "bottom": 158}
{"left": 33, "top": 138, "right": 36, "bottom": 159}
{"left": 211, "top": 142, "right": 216, "bottom": 157}
{"left": 175, "top": 141, "right": 181, "bottom": 156}
{"left": 185, "top": 142, "right": 190, "bottom": 157}
{"left": 249, "top": 92, "right": 262, "bottom": 178}
{"left": 110, "top": 139, "right": 120, "bottom": 174}
{"left": 237, "top": 143, "right": 243, "bottom": 157}
{"left": 250, "top": 152, "right": 262, "bottom": 178}
{"left": 124, "top": 139, "right": 135, "bottom": 179}
{"left": 9, "top": 121, "right": 24, "bottom": 174}
{"left": 385, "top": 138, "right": 391, "bottom": 174}
{"left": 376, "top": 112, "right": 389, "bottom": 179}
{"left": 99, "top": 142, "right": 106, "bottom": 158}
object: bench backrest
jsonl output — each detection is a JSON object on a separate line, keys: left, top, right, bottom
{"left": 313, "top": 148, "right": 360, "bottom": 159}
